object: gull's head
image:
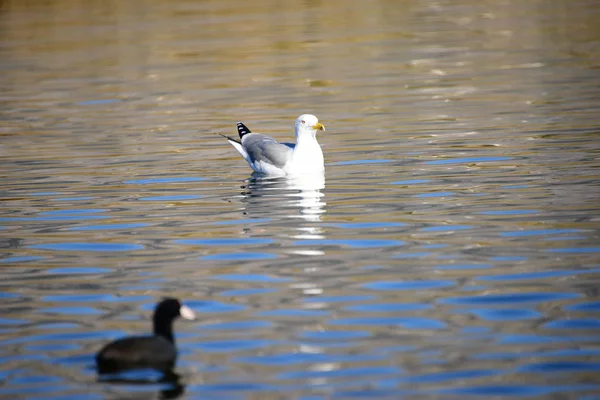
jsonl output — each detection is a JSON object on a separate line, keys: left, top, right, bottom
{"left": 295, "top": 114, "right": 325, "bottom": 139}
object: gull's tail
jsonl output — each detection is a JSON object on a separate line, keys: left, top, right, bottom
{"left": 217, "top": 133, "right": 241, "bottom": 144}
{"left": 218, "top": 133, "right": 249, "bottom": 162}
{"left": 237, "top": 122, "right": 252, "bottom": 139}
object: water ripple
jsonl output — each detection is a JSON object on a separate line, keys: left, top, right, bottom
{"left": 278, "top": 366, "right": 400, "bottom": 379}
{"left": 421, "top": 225, "right": 472, "bottom": 232}
{"left": 326, "top": 222, "right": 406, "bottom": 229}
{"left": 331, "top": 316, "right": 446, "bottom": 329}
{"left": 292, "top": 239, "right": 403, "bottom": 248}
{"left": 139, "top": 195, "right": 202, "bottom": 201}
{"left": 440, "top": 384, "right": 600, "bottom": 397}
{"left": 408, "top": 369, "right": 499, "bottom": 383}
{"left": 391, "top": 179, "right": 430, "bottom": 185}
{"left": 464, "top": 308, "right": 542, "bottom": 321}
{"left": 211, "top": 274, "right": 288, "bottom": 283}
{"left": 547, "top": 247, "right": 600, "bottom": 253}
{"left": 69, "top": 223, "right": 149, "bottom": 231}
{"left": 518, "top": 361, "right": 600, "bottom": 373}
{"left": 544, "top": 318, "right": 600, "bottom": 330}
{"left": 332, "top": 159, "right": 393, "bottom": 166}
{"left": 500, "top": 228, "right": 584, "bottom": 237}
{"left": 345, "top": 303, "right": 431, "bottom": 312}
{"left": 38, "top": 307, "right": 103, "bottom": 315}
{"left": 177, "top": 238, "right": 274, "bottom": 246}
{"left": 426, "top": 156, "right": 513, "bottom": 165}
{"left": 1, "top": 256, "right": 45, "bottom": 263}
{"left": 191, "top": 339, "right": 272, "bottom": 353}
{"left": 478, "top": 270, "right": 577, "bottom": 281}
{"left": 123, "top": 176, "right": 209, "bottom": 185}
{"left": 28, "top": 242, "right": 144, "bottom": 251}
{"left": 201, "top": 320, "right": 272, "bottom": 331}
{"left": 565, "top": 301, "right": 600, "bottom": 312}
{"left": 186, "top": 300, "right": 246, "bottom": 314}
{"left": 47, "top": 267, "right": 112, "bottom": 274}
{"left": 440, "top": 292, "right": 580, "bottom": 305}
{"left": 200, "top": 252, "right": 277, "bottom": 261}
{"left": 299, "top": 330, "right": 371, "bottom": 340}
{"left": 364, "top": 280, "right": 455, "bottom": 291}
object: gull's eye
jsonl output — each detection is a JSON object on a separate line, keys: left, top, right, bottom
{"left": 301, "top": 120, "right": 305, "bottom": 124}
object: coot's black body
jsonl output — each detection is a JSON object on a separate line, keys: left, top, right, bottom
{"left": 95, "top": 298, "right": 195, "bottom": 374}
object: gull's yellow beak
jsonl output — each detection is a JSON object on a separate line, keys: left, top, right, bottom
{"left": 312, "top": 122, "right": 325, "bottom": 131}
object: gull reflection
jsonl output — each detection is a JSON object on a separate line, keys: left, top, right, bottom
{"left": 240, "top": 173, "right": 331, "bottom": 377}
{"left": 240, "top": 172, "right": 327, "bottom": 246}
{"left": 286, "top": 172, "right": 326, "bottom": 224}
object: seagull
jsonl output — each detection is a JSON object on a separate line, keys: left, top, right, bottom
{"left": 220, "top": 114, "right": 325, "bottom": 176}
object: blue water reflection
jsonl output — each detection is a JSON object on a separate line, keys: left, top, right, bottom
{"left": 426, "top": 156, "right": 513, "bottom": 165}
{"left": 200, "top": 252, "right": 277, "bottom": 261}
{"left": 28, "top": 243, "right": 144, "bottom": 251}
{"left": 69, "top": 223, "right": 150, "bottom": 231}
{"left": 440, "top": 292, "right": 580, "bottom": 305}
{"left": 292, "top": 239, "right": 403, "bottom": 248}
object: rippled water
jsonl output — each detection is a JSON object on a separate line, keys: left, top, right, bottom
{"left": 2, "top": 0, "right": 600, "bottom": 398}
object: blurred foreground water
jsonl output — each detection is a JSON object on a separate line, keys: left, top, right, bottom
{"left": 1, "top": 0, "right": 600, "bottom": 398}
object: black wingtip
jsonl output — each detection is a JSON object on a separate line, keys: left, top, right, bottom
{"left": 236, "top": 122, "right": 252, "bottom": 139}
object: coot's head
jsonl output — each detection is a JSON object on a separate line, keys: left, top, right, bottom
{"left": 153, "top": 298, "right": 195, "bottom": 342}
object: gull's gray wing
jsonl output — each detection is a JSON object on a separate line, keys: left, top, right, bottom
{"left": 242, "top": 134, "right": 294, "bottom": 169}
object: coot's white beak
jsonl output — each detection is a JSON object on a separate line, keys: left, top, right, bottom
{"left": 179, "top": 305, "right": 196, "bottom": 320}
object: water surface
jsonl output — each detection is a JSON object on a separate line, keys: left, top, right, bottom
{"left": 1, "top": 0, "right": 600, "bottom": 398}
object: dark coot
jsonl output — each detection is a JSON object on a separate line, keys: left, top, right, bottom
{"left": 96, "top": 298, "right": 195, "bottom": 374}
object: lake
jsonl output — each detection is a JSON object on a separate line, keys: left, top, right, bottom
{"left": 1, "top": 0, "right": 600, "bottom": 398}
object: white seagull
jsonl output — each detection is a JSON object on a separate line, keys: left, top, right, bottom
{"left": 220, "top": 114, "right": 325, "bottom": 176}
